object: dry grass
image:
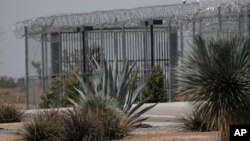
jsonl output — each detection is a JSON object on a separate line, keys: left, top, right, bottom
{"left": 0, "top": 88, "right": 25, "bottom": 108}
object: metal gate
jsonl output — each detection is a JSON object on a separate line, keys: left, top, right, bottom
{"left": 49, "top": 26, "right": 178, "bottom": 100}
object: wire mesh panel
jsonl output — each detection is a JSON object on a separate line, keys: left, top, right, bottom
{"left": 27, "top": 37, "right": 44, "bottom": 108}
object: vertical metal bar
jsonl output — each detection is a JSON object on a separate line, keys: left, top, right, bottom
{"left": 180, "top": 24, "right": 184, "bottom": 63}
{"left": 73, "top": 33, "right": 76, "bottom": 67}
{"left": 106, "top": 31, "right": 111, "bottom": 62}
{"left": 150, "top": 24, "right": 154, "bottom": 68}
{"left": 41, "top": 32, "right": 46, "bottom": 95}
{"left": 122, "top": 27, "right": 126, "bottom": 65}
{"left": 192, "top": 17, "right": 196, "bottom": 38}
{"left": 44, "top": 33, "right": 48, "bottom": 90}
{"left": 81, "top": 30, "right": 86, "bottom": 73}
{"left": 143, "top": 26, "right": 148, "bottom": 77}
{"left": 248, "top": 5, "right": 250, "bottom": 36}
{"left": 58, "top": 33, "right": 62, "bottom": 75}
{"left": 61, "top": 34, "right": 64, "bottom": 74}
{"left": 25, "top": 26, "right": 29, "bottom": 109}
{"left": 238, "top": 9, "right": 242, "bottom": 35}
{"left": 70, "top": 33, "right": 73, "bottom": 70}
{"left": 218, "top": 7, "right": 222, "bottom": 34}
{"left": 128, "top": 32, "right": 131, "bottom": 61}
{"left": 100, "top": 28, "right": 104, "bottom": 60}
{"left": 199, "top": 19, "right": 203, "bottom": 36}
{"left": 114, "top": 32, "right": 118, "bottom": 60}
{"left": 167, "top": 25, "right": 172, "bottom": 102}
{"left": 132, "top": 32, "right": 135, "bottom": 61}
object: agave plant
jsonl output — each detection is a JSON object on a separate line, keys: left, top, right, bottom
{"left": 177, "top": 35, "right": 250, "bottom": 141}
{"left": 68, "top": 59, "right": 156, "bottom": 127}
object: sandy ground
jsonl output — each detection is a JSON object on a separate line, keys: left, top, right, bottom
{"left": 0, "top": 122, "right": 23, "bottom": 141}
{"left": 122, "top": 131, "right": 219, "bottom": 141}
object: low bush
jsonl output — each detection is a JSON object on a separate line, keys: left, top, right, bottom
{"left": 178, "top": 110, "right": 217, "bottom": 132}
{"left": 59, "top": 110, "right": 129, "bottom": 141}
{"left": 21, "top": 110, "right": 61, "bottom": 141}
{"left": 0, "top": 103, "right": 23, "bottom": 123}
{"left": 39, "top": 68, "right": 80, "bottom": 108}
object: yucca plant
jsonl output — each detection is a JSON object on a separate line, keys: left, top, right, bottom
{"left": 177, "top": 35, "right": 250, "bottom": 141}
{"left": 68, "top": 60, "right": 156, "bottom": 131}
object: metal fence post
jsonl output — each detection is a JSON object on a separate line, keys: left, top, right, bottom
{"left": 41, "top": 31, "right": 46, "bottom": 94}
{"left": 122, "top": 27, "right": 126, "bottom": 65}
{"left": 114, "top": 32, "right": 118, "bottom": 60}
{"left": 199, "top": 19, "right": 203, "bottom": 36}
{"left": 218, "top": 7, "right": 222, "bottom": 34}
{"left": 25, "top": 26, "right": 29, "bottom": 109}
{"left": 100, "top": 27, "right": 104, "bottom": 61}
{"left": 81, "top": 30, "right": 86, "bottom": 73}
{"left": 80, "top": 26, "right": 93, "bottom": 74}
{"left": 238, "top": 9, "right": 242, "bottom": 35}
{"left": 192, "top": 17, "right": 196, "bottom": 38}
{"left": 168, "top": 22, "right": 172, "bottom": 102}
{"left": 180, "top": 23, "right": 184, "bottom": 63}
{"left": 248, "top": 5, "right": 250, "bottom": 36}
{"left": 150, "top": 24, "right": 154, "bottom": 68}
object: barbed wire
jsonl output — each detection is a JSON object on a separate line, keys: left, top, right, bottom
{"left": 13, "top": 0, "right": 250, "bottom": 39}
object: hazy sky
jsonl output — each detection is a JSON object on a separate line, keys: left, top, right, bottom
{"left": 0, "top": 0, "right": 195, "bottom": 77}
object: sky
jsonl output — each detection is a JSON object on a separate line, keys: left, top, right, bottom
{"left": 0, "top": 0, "right": 195, "bottom": 78}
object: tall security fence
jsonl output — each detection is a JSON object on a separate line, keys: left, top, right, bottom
{"left": 15, "top": 0, "right": 250, "bottom": 108}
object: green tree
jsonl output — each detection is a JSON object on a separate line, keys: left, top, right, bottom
{"left": 177, "top": 35, "right": 250, "bottom": 141}
{"left": 142, "top": 64, "right": 167, "bottom": 103}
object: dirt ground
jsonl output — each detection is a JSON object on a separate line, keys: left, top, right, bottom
{"left": 0, "top": 122, "right": 219, "bottom": 141}
{"left": 0, "top": 122, "right": 23, "bottom": 141}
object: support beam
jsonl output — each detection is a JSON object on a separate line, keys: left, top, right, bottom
{"left": 79, "top": 26, "right": 93, "bottom": 74}
{"left": 25, "top": 26, "right": 29, "bottom": 109}
{"left": 150, "top": 24, "right": 154, "bottom": 68}
{"left": 51, "top": 33, "right": 61, "bottom": 77}
{"left": 169, "top": 30, "right": 178, "bottom": 102}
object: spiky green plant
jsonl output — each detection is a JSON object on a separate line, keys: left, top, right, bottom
{"left": 68, "top": 60, "right": 156, "bottom": 127}
{"left": 177, "top": 35, "right": 250, "bottom": 141}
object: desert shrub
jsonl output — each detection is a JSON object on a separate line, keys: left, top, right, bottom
{"left": 0, "top": 102, "right": 23, "bottom": 123}
{"left": 178, "top": 110, "right": 217, "bottom": 132}
{"left": 21, "top": 110, "right": 61, "bottom": 141}
{"left": 39, "top": 68, "right": 80, "bottom": 108}
{"left": 59, "top": 110, "right": 129, "bottom": 141}
{"left": 142, "top": 64, "right": 167, "bottom": 103}
{"left": 60, "top": 69, "right": 80, "bottom": 106}
{"left": 177, "top": 35, "right": 250, "bottom": 141}
{"left": 39, "top": 75, "right": 62, "bottom": 108}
